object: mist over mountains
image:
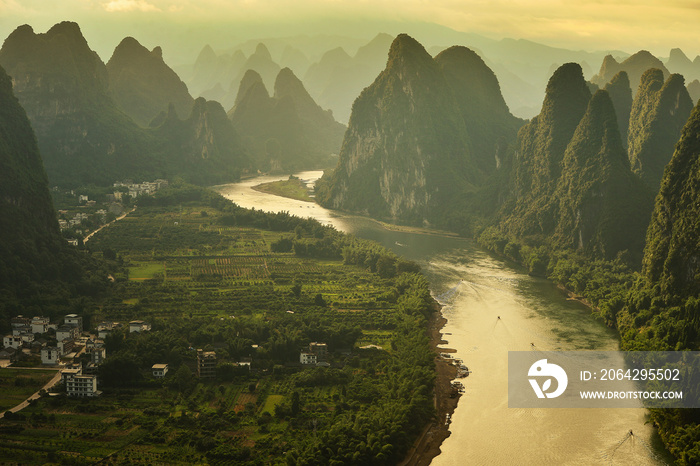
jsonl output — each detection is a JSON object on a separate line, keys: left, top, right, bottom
{"left": 3, "top": 15, "right": 700, "bottom": 464}
{"left": 0, "top": 22, "right": 345, "bottom": 186}
{"left": 179, "top": 26, "right": 700, "bottom": 123}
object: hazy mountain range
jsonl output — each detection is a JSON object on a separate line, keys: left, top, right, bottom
{"left": 180, "top": 28, "right": 700, "bottom": 122}
{"left": 3, "top": 18, "right": 700, "bottom": 464}
{"left": 0, "top": 22, "right": 344, "bottom": 186}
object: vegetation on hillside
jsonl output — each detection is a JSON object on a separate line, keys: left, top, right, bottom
{"left": 0, "top": 63, "right": 110, "bottom": 332}
{"left": 316, "top": 34, "right": 507, "bottom": 228}
{"left": 480, "top": 101, "right": 700, "bottom": 463}
{"left": 106, "top": 36, "right": 194, "bottom": 127}
{"left": 627, "top": 69, "right": 693, "bottom": 191}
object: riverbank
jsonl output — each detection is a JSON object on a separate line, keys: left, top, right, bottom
{"left": 375, "top": 220, "right": 462, "bottom": 238}
{"left": 557, "top": 283, "right": 601, "bottom": 312}
{"left": 400, "top": 308, "right": 461, "bottom": 466}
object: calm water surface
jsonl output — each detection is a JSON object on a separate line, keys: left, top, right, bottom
{"left": 215, "top": 171, "right": 669, "bottom": 465}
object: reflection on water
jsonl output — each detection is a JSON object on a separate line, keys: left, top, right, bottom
{"left": 215, "top": 173, "right": 669, "bottom": 465}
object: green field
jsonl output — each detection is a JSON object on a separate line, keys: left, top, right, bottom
{"left": 251, "top": 177, "right": 314, "bottom": 202}
{"left": 0, "top": 369, "right": 57, "bottom": 412}
{"left": 127, "top": 262, "right": 163, "bottom": 280}
{"left": 261, "top": 394, "right": 285, "bottom": 415}
{"left": 0, "top": 185, "right": 436, "bottom": 465}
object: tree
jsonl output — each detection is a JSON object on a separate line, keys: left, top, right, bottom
{"left": 377, "top": 255, "right": 397, "bottom": 278}
{"left": 291, "top": 391, "right": 300, "bottom": 416}
{"left": 171, "top": 364, "right": 195, "bottom": 393}
{"left": 314, "top": 293, "right": 326, "bottom": 307}
{"left": 98, "top": 355, "right": 143, "bottom": 388}
{"left": 102, "top": 248, "right": 117, "bottom": 260}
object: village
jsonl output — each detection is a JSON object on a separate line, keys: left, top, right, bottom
{"left": 1, "top": 313, "right": 335, "bottom": 401}
{"left": 2, "top": 314, "right": 155, "bottom": 397}
{"left": 54, "top": 179, "right": 169, "bottom": 246}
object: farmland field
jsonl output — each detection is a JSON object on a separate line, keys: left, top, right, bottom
{"left": 0, "top": 185, "right": 437, "bottom": 465}
{"left": 0, "top": 369, "right": 58, "bottom": 412}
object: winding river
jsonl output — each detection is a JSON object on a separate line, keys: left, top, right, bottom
{"left": 216, "top": 171, "right": 669, "bottom": 465}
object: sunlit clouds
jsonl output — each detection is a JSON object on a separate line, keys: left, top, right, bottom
{"left": 1, "top": 0, "right": 700, "bottom": 57}
{"left": 103, "top": 0, "right": 161, "bottom": 13}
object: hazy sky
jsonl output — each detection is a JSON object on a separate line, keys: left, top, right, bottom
{"left": 1, "top": 0, "right": 700, "bottom": 62}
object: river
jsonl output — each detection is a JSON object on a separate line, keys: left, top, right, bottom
{"left": 215, "top": 171, "right": 669, "bottom": 465}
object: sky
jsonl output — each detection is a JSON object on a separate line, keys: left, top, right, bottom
{"left": 1, "top": 0, "right": 700, "bottom": 63}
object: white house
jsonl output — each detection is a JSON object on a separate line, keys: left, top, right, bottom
{"left": 11, "top": 325, "right": 31, "bottom": 336}
{"left": 41, "top": 347, "right": 60, "bottom": 365}
{"left": 91, "top": 347, "right": 106, "bottom": 365}
{"left": 85, "top": 338, "right": 105, "bottom": 351}
{"left": 97, "top": 322, "right": 117, "bottom": 339}
{"left": 152, "top": 364, "right": 168, "bottom": 377}
{"left": 10, "top": 316, "right": 30, "bottom": 330}
{"left": 66, "top": 374, "right": 100, "bottom": 397}
{"left": 129, "top": 320, "right": 151, "bottom": 333}
{"left": 56, "top": 326, "right": 79, "bottom": 342}
{"left": 31, "top": 317, "right": 49, "bottom": 334}
{"left": 19, "top": 332, "right": 35, "bottom": 344}
{"left": 300, "top": 352, "right": 318, "bottom": 365}
{"left": 64, "top": 314, "right": 83, "bottom": 332}
{"left": 3, "top": 335, "right": 23, "bottom": 349}
{"left": 61, "top": 367, "right": 82, "bottom": 384}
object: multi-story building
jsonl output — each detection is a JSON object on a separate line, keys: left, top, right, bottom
{"left": 91, "top": 347, "right": 106, "bottom": 365}
{"left": 85, "top": 338, "right": 104, "bottom": 351}
{"left": 299, "top": 341, "right": 329, "bottom": 365}
{"left": 11, "top": 324, "right": 31, "bottom": 336}
{"left": 61, "top": 366, "right": 82, "bottom": 384}
{"left": 56, "top": 325, "right": 79, "bottom": 342}
{"left": 97, "top": 322, "right": 117, "bottom": 339}
{"left": 31, "top": 317, "right": 49, "bottom": 334}
{"left": 3, "top": 334, "right": 23, "bottom": 349}
{"left": 41, "top": 347, "right": 60, "bottom": 365}
{"left": 196, "top": 349, "right": 217, "bottom": 379}
{"left": 65, "top": 374, "right": 99, "bottom": 397}
{"left": 10, "top": 316, "right": 30, "bottom": 331}
{"left": 58, "top": 339, "right": 75, "bottom": 355}
{"left": 64, "top": 314, "right": 83, "bottom": 333}
{"left": 300, "top": 352, "right": 318, "bottom": 365}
